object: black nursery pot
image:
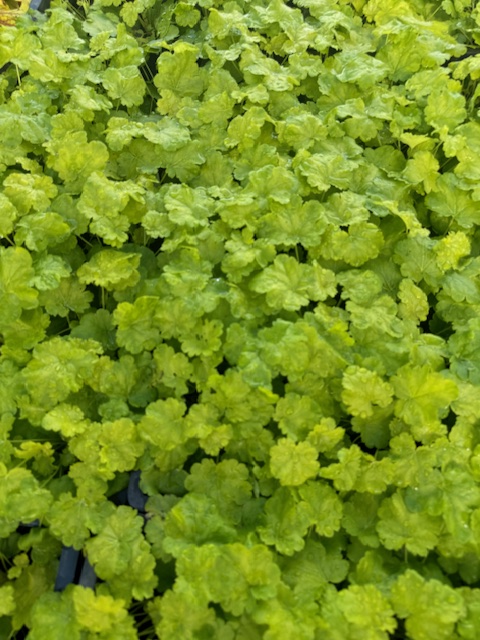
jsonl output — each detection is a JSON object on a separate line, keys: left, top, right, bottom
{"left": 28, "top": 0, "right": 50, "bottom": 11}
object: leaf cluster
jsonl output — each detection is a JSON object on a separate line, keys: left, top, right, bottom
{"left": 1, "top": 0, "right": 480, "bottom": 638}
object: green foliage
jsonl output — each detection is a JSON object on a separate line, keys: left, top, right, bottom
{"left": 0, "top": 0, "right": 480, "bottom": 637}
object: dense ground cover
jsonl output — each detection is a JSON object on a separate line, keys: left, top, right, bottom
{"left": 1, "top": 0, "right": 480, "bottom": 637}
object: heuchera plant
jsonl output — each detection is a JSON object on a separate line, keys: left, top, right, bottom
{"left": 1, "top": 0, "right": 480, "bottom": 637}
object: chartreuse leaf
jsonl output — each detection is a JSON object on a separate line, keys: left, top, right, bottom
{"left": 102, "top": 65, "right": 147, "bottom": 107}
{"left": 434, "top": 231, "right": 470, "bottom": 271}
{"left": 0, "top": 366, "right": 20, "bottom": 418}
{"left": 163, "top": 493, "right": 238, "bottom": 556}
{"left": 105, "top": 115, "right": 190, "bottom": 151}
{"left": 70, "top": 309, "right": 116, "bottom": 349}
{"left": 250, "top": 255, "right": 336, "bottom": 312}
{"left": 2, "top": 172, "right": 58, "bottom": 213}
{"left": 148, "top": 589, "right": 217, "bottom": 640}
{"left": 175, "top": 542, "right": 281, "bottom": 616}
{"left": 226, "top": 107, "right": 271, "bottom": 150}
{"left": 46, "top": 132, "right": 109, "bottom": 191}
{"left": 307, "top": 418, "right": 345, "bottom": 455}
{"left": 393, "top": 234, "right": 443, "bottom": 288}
{"left": 98, "top": 417, "right": 145, "bottom": 472}
{"left": 397, "top": 278, "right": 429, "bottom": 322}
{"left": 222, "top": 229, "right": 276, "bottom": 283}
{"left": 294, "top": 148, "right": 361, "bottom": 192}
{"left": 72, "top": 586, "right": 137, "bottom": 637}
{"left": 241, "top": 44, "right": 300, "bottom": 92}
{"left": 161, "top": 247, "right": 216, "bottom": 309}
{"left": 318, "top": 582, "right": 396, "bottom": 640}
{"left": 77, "top": 172, "right": 144, "bottom": 247}
{"left": 39, "top": 276, "right": 93, "bottom": 317}
{"left": 153, "top": 343, "right": 193, "bottom": 396}
{"left": 342, "top": 493, "right": 383, "bottom": 548}
{"left": 332, "top": 48, "right": 388, "bottom": 88}
{"left": 323, "top": 191, "right": 370, "bottom": 227}
{"left": 259, "top": 318, "right": 348, "bottom": 383}
{"left": 456, "top": 588, "right": 480, "bottom": 639}
{"left": 337, "top": 269, "right": 383, "bottom": 307}
{"left": 258, "top": 197, "right": 328, "bottom": 248}
{"left": 274, "top": 393, "right": 324, "bottom": 442}
{"left": 164, "top": 183, "right": 214, "bottom": 228}
{"left": 68, "top": 421, "right": 105, "bottom": 471}
{"left": 153, "top": 296, "right": 199, "bottom": 344}
{"left": 8, "top": 558, "right": 57, "bottom": 631}
{"left": 350, "top": 404, "right": 392, "bottom": 450}
{"left": 68, "top": 462, "right": 110, "bottom": 502}
{"left": 299, "top": 481, "right": 343, "bottom": 537}
{"left": 276, "top": 112, "right": 327, "bottom": 151}
{"left": 198, "top": 91, "right": 235, "bottom": 130}
{"left": 257, "top": 487, "right": 312, "bottom": 555}
{"left": 425, "top": 173, "right": 480, "bottom": 229}
{"left": 0, "top": 193, "right": 17, "bottom": 237}
{"left": 15, "top": 212, "right": 71, "bottom": 252}
{"left": 392, "top": 365, "right": 458, "bottom": 443}
{"left": 448, "top": 317, "right": 480, "bottom": 384}
{"left": 341, "top": 366, "right": 394, "bottom": 418}
{"left": 374, "top": 13, "right": 460, "bottom": 81}
{"left": 113, "top": 296, "right": 160, "bottom": 353}
{"left": 0, "top": 465, "right": 52, "bottom": 537}
{"left": 430, "top": 460, "right": 480, "bottom": 542}
{"left": 183, "top": 403, "right": 231, "bottom": 454}
{"left": 90, "top": 355, "right": 139, "bottom": 399}
{"left": 270, "top": 438, "right": 320, "bottom": 486}
{"left": 29, "top": 585, "right": 138, "bottom": 640}
{"left": 0, "top": 584, "right": 15, "bottom": 616}
{"left": 181, "top": 318, "right": 223, "bottom": 357}
{"left": 0, "top": 247, "right": 38, "bottom": 326}
{"left": 36, "top": 5, "right": 85, "bottom": 51}
{"left": 203, "top": 369, "right": 277, "bottom": 427}
{"left": 20, "top": 337, "right": 102, "bottom": 412}
{"left": 250, "top": 582, "right": 321, "bottom": 640}
{"left": 450, "top": 123, "right": 480, "bottom": 187}
{"left": 47, "top": 493, "right": 116, "bottom": 549}
{"left": 184, "top": 459, "right": 252, "bottom": 521}
{"left": 280, "top": 538, "right": 349, "bottom": 602}
{"left": 319, "top": 445, "right": 364, "bottom": 492}
{"left": 338, "top": 584, "right": 396, "bottom": 639}
{"left": 451, "top": 382, "right": 480, "bottom": 426}
{"left": 390, "top": 570, "right": 465, "bottom": 640}
{"left": 0, "top": 307, "right": 49, "bottom": 351}
{"left": 320, "top": 222, "right": 385, "bottom": 267}
{"left": 246, "top": 165, "right": 299, "bottom": 207}
{"left": 138, "top": 398, "right": 188, "bottom": 452}
{"left": 154, "top": 140, "right": 206, "bottom": 182}
{"left": 0, "top": 99, "right": 50, "bottom": 149}
{"left": 14, "top": 440, "right": 56, "bottom": 476}
{"left": 424, "top": 88, "right": 467, "bottom": 133}
{"left": 77, "top": 249, "right": 141, "bottom": 291}
{"left": 31, "top": 253, "right": 71, "bottom": 291}
{"left": 85, "top": 506, "right": 157, "bottom": 600}
{"left": 154, "top": 42, "right": 206, "bottom": 99}
{"left": 28, "top": 589, "right": 80, "bottom": 640}
{"left": 377, "top": 491, "right": 442, "bottom": 556}
{"left": 402, "top": 150, "right": 439, "bottom": 194}
{"left": 68, "top": 84, "right": 113, "bottom": 120}
{"left": 388, "top": 433, "right": 437, "bottom": 489}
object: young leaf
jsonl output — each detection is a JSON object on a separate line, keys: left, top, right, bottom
{"left": 341, "top": 366, "right": 394, "bottom": 418}
{"left": 390, "top": 570, "right": 465, "bottom": 640}
{"left": 250, "top": 255, "right": 336, "bottom": 312}
{"left": 77, "top": 249, "right": 141, "bottom": 291}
